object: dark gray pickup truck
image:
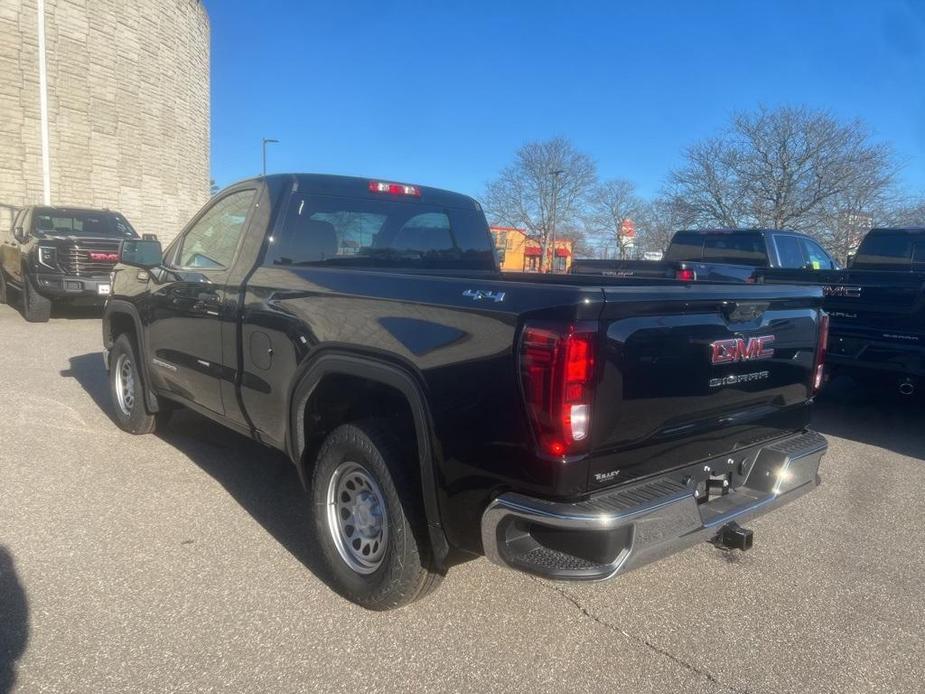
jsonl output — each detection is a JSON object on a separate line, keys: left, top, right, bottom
{"left": 102, "top": 174, "right": 829, "bottom": 609}
{"left": 572, "top": 228, "right": 839, "bottom": 283}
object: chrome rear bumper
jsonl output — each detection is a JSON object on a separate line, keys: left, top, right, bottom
{"left": 481, "top": 430, "right": 826, "bottom": 580}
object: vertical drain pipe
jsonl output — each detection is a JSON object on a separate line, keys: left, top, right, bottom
{"left": 36, "top": 0, "right": 51, "bottom": 205}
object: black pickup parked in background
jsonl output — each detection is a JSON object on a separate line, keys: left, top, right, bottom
{"left": 0, "top": 206, "right": 138, "bottom": 322}
{"left": 102, "top": 174, "right": 829, "bottom": 610}
{"left": 759, "top": 227, "right": 925, "bottom": 394}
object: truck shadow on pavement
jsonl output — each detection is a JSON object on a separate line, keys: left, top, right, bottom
{"left": 61, "top": 352, "right": 333, "bottom": 586}
{"left": 0, "top": 547, "right": 29, "bottom": 694}
{"left": 812, "top": 375, "right": 925, "bottom": 461}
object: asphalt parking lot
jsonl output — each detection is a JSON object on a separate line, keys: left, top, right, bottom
{"left": 1, "top": 302, "right": 924, "bottom": 694}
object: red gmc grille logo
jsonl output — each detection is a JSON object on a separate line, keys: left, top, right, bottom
{"left": 710, "top": 336, "right": 775, "bottom": 365}
{"left": 89, "top": 252, "right": 119, "bottom": 262}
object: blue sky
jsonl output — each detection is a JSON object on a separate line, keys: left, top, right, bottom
{"left": 207, "top": 0, "right": 925, "bottom": 200}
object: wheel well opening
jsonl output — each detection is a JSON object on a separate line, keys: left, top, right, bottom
{"left": 108, "top": 312, "right": 137, "bottom": 351}
{"left": 302, "top": 374, "right": 420, "bottom": 479}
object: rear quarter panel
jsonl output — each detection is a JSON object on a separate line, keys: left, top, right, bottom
{"left": 239, "top": 267, "right": 604, "bottom": 551}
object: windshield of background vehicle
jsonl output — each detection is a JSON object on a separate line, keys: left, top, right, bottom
{"left": 32, "top": 209, "right": 138, "bottom": 239}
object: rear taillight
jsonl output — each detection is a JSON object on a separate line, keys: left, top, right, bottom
{"left": 675, "top": 268, "right": 696, "bottom": 281}
{"left": 520, "top": 322, "right": 597, "bottom": 457}
{"left": 812, "top": 311, "right": 829, "bottom": 393}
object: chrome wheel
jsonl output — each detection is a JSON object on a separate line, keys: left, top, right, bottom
{"left": 114, "top": 353, "right": 136, "bottom": 416}
{"left": 326, "top": 461, "right": 389, "bottom": 574}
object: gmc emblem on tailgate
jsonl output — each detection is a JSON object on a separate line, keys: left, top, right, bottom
{"left": 89, "top": 252, "right": 119, "bottom": 262}
{"left": 710, "top": 336, "right": 775, "bottom": 365}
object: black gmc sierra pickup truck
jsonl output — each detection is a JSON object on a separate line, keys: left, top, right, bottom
{"left": 759, "top": 227, "right": 925, "bottom": 394}
{"left": 572, "top": 228, "right": 839, "bottom": 282}
{"left": 0, "top": 206, "right": 139, "bottom": 321}
{"left": 102, "top": 174, "right": 829, "bottom": 609}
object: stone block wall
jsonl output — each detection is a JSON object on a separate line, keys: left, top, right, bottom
{"left": 0, "top": 0, "right": 210, "bottom": 243}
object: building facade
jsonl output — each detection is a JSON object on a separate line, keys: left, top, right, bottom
{"left": 0, "top": 0, "right": 210, "bottom": 244}
{"left": 490, "top": 226, "right": 573, "bottom": 273}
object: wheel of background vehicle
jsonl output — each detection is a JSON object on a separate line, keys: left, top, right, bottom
{"left": 311, "top": 421, "right": 443, "bottom": 610}
{"left": 109, "top": 334, "right": 165, "bottom": 434}
{"left": 21, "top": 273, "right": 51, "bottom": 322}
{"left": 0, "top": 269, "right": 7, "bottom": 305}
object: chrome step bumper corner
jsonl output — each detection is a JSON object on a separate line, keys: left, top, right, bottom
{"left": 481, "top": 430, "right": 827, "bottom": 580}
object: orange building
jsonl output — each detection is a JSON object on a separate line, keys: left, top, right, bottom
{"left": 490, "top": 226, "right": 573, "bottom": 273}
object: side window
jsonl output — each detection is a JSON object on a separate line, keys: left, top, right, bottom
{"left": 774, "top": 235, "right": 805, "bottom": 268}
{"left": 801, "top": 238, "right": 835, "bottom": 270}
{"left": 176, "top": 190, "right": 255, "bottom": 270}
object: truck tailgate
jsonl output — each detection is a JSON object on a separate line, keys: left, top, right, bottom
{"left": 588, "top": 284, "right": 823, "bottom": 488}
{"left": 761, "top": 267, "right": 925, "bottom": 337}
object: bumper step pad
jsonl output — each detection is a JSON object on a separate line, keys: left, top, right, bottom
{"left": 482, "top": 430, "right": 827, "bottom": 581}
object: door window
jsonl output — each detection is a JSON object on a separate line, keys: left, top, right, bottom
{"left": 800, "top": 238, "right": 835, "bottom": 270}
{"left": 176, "top": 190, "right": 255, "bottom": 270}
{"left": 774, "top": 235, "right": 805, "bottom": 268}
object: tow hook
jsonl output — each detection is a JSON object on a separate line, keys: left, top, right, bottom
{"left": 715, "top": 522, "right": 754, "bottom": 551}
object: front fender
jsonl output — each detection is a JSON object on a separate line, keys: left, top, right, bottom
{"left": 103, "top": 299, "right": 160, "bottom": 412}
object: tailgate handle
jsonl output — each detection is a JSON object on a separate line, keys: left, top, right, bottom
{"left": 721, "top": 301, "right": 768, "bottom": 323}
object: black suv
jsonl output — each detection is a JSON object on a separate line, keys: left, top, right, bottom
{"left": 0, "top": 206, "right": 139, "bottom": 322}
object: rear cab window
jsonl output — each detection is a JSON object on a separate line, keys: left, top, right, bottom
{"left": 265, "top": 193, "right": 495, "bottom": 271}
{"left": 664, "top": 233, "right": 703, "bottom": 261}
{"left": 701, "top": 233, "right": 768, "bottom": 266}
{"left": 667, "top": 232, "right": 768, "bottom": 266}
{"left": 852, "top": 232, "right": 917, "bottom": 270}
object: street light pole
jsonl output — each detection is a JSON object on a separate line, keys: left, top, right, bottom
{"left": 262, "top": 138, "right": 279, "bottom": 176}
{"left": 549, "top": 169, "right": 564, "bottom": 273}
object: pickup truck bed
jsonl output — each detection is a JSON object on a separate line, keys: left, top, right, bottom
{"left": 102, "top": 173, "right": 829, "bottom": 609}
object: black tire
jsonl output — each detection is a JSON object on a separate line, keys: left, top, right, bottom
{"left": 22, "top": 273, "right": 51, "bottom": 322}
{"left": 311, "top": 421, "right": 443, "bottom": 610}
{"left": 0, "top": 269, "right": 7, "bottom": 305}
{"left": 109, "top": 334, "right": 161, "bottom": 434}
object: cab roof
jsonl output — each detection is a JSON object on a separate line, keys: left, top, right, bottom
{"left": 234, "top": 173, "right": 482, "bottom": 211}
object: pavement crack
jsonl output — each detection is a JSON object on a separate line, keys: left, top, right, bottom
{"left": 532, "top": 577, "right": 752, "bottom": 694}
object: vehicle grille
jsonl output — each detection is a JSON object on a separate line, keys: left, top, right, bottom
{"left": 58, "top": 240, "right": 122, "bottom": 276}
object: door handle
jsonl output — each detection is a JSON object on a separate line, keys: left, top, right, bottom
{"left": 193, "top": 294, "right": 222, "bottom": 315}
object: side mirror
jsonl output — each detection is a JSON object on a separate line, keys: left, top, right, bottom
{"left": 13, "top": 226, "right": 25, "bottom": 243}
{"left": 120, "top": 239, "right": 163, "bottom": 269}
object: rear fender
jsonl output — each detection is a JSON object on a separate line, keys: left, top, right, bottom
{"left": 287, "top": 352, "right": 449, "bottom": 563}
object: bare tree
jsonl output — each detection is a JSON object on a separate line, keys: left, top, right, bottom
{"left": 882, "top": 196, "right": 925, "bottom": 227}
{"left": 668, "top": 106, "right": 897, "bottom": 243}
{"left": 585, "top": 179, "right": 644, "bottom": 258}
{"left": 635, "top": 195, "right": 699, "bottom": 256}
{"left": 483, "top": 137, "right": 597, "bottom": 271}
